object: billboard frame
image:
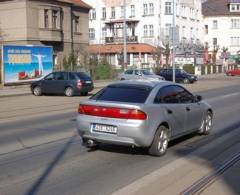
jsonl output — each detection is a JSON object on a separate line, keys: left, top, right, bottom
{"left": 2, "top": 44, "right": 53, "bottom": 85}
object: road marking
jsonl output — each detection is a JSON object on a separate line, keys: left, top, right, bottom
{"left": 206, "top": 92, "right": 240, "bottom": 103}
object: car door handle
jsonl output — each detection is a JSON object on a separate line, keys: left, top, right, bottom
{"left": 167, "top": 109, "right": 173, "bottom": 114}
{"left": 186, "top": 107, "right": 191, "bottom": 111}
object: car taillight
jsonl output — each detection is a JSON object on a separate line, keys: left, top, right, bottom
{"left": 77, "top": 80, "right": 83, "bottom": 88}
{"left": 78, "top": 105, "right": 147, "bottom": 120}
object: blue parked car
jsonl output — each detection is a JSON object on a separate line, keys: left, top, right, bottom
{"left": 31, "top": 71, "right": 94, "bottom": 96}
{"left": 157, "top": 69, "right": 198, "bottom": 84}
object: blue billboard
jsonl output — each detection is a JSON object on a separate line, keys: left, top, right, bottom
{"left": 2, "top": 45, "right": 53, "bottom": 84}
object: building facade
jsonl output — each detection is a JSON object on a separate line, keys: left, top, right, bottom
{"left": 85, "top": 0, "right": 203, "bottom": 68}
{"left": 0, "top": 0, "right": 91, "bottom": 69}
{"left": 203, "top": 0, "right": 240, "bottom": 65}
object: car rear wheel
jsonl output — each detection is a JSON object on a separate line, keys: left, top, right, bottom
{"left": 33, "top": 86, "right": 42, "bottom": 96}
{"left": 148, "top": 126, "right": 169, "bottom": 156}
{"left": 65, "top": 87, "right": 74, "bottom": 97}
{"left": 199, "top": 111, "right": 213, "bottom": 135}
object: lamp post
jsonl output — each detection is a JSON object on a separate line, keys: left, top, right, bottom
{"left": 123, "top": 0, "right": 127, "bottom": 70}
{"left": 172, "top": 0, "right": 176, "bottom": 82}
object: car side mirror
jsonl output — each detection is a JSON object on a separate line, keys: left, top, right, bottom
{"left": 195, "top": 95, "right": 202, "bottom": 102}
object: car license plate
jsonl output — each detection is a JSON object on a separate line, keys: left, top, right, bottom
{"left": 91, "top": 124, "right": 117, "bottom": 134}
{"left": 86, "top": 81, "right": 92, "bottom": 84}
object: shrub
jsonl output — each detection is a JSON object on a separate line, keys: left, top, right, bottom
{"left": 93, "top": 59, "right": 117, "bottom": 80}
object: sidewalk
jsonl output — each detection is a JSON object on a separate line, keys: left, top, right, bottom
{"left": 112, "top": 127, "right": 240, "bottom": 195}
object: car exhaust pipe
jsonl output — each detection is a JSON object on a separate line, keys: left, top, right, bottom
{"left": 86, "top": 139, "right": 97, "bottom": 148}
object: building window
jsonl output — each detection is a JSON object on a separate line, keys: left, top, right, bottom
{"left": 230, "top": 4, "right": 240, "bottom": 12}
{"left": 205, "top": 25, "right": 208, "bottom": 34}
{"left": 176, "top": 3, "right": 180, "bottom": 16}
{"left": 212, "top": 20, "right": 218, "bottom": 29}
{"left": 89, "top": 28, "right": 95, "bottom": 40}
{"left": 102, "top": 27, "right": 107, "bottom": 38}
{"left": 149, "top": 25, "right": 154, "bottom": 36}
{"left": 213, "top": 38, "right": 217, "bottom": 45}
{"left": 143, "top": 25, "right": 148, "bottom": 36}
{"left": 111, "top": 7, "right": 115, "bottom": 18}
{"left": 52, "top": 10, "right": 58, "bottom": 29}
{"left": 149, "top": 3, "right": 154, "bottom": 15}
{"left": 121, "top": 6, "right": 124, "bottom": 18}
{"left": 165, "top": 2, "right": 172, "bottom": 15}
{"left": 165, "top": 23, "right": 171, "bottom": 36}
{"left": 230, "top": 37, "right": 240, "bottom": 46}
{"left": 231, "top": 19, "right": 240, "bottom": 29}
{"left": 74, "top": 16, "right": 80, "bottom": 32}
{"left": 190, "top": 27, "right": 193, "bottom": 39}
{"left": 195, "top": 9, "right": 198, "bottom": 20}
{"left": 102, "top": 7, "right": 106, "bottom": 19}
{"left": 90, "top": 9, "right": 96, "bottom": 20}
{"left": 182, "top": 26, "right": 186, "bottom": 38}
{"left": 130, "top": 5, "right": 135, "bottom": 17}
{"left": 143, "top": 4, "right": 148, "bottom": 15}
{"left": 44, "top": 9, "right": 49, "bottom": 28}
{"left": 182, "top": 6, "right": 186, "bottom": 18}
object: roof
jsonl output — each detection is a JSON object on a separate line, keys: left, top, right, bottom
{"left": 57, "top": 0, "right": 92, "bottom": 9}
{"left": 89, "top": 43, "right": 157, "bottom": 54}
{"left": 202, "top": 0, "right": 240, "bottom": 16}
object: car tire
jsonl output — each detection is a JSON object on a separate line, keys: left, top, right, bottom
{"left": 183, "top": 78, "right": 190, "bottom": 84}
{"left": 148, "top": 126, "right": 169, "bottom": 157}
{"left": 65, "top": 87, "right": 74, "bottom": 97}
{"left": 199, "top": 111, "right": 213, "bottom": 135}
{"left": 33, "top": 86, "right": 42, "bottom": 96}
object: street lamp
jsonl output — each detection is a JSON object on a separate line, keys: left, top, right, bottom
{"left": 123, "top": 0, "right": 127, "bottom": 70}
{"left": 172, "top": 0, "right": 176, "bottom": 82}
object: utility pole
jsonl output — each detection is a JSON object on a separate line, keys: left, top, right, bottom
{"left": 123, "top": 0, "right": 127, "bottom": 70}
{"left": 172, "top": 0, "right": 176, "bottom": 82}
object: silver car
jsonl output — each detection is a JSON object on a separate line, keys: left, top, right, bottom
{"left": 118, "top": 69, "right": 164, "bottom": 81}
{"left": 77, "top": 80, "right": 213, "bottom": 156}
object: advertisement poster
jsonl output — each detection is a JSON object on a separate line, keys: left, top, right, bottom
{"left": 2, "top": 45, "right": 53, "bottom": 84}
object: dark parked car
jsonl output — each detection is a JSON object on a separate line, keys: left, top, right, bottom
{"left": 31, "top": 71, "right": 94, "bottom": 97}
{"left": 157, "top": 69, "right": 198, "bottom": 83}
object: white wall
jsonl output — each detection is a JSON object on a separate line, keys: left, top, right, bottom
{"left": 204, "top": 16, "right": 240, "bottom": 55}
{"left": 85, "top": 0, "right": 203, "bottom": 46}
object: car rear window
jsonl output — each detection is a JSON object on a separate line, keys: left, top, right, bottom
{"left": 91, "top": 84, "right": 152, "bottom": 103}
{"left": 75, "top": 72, "right": 91, "bottom": 80}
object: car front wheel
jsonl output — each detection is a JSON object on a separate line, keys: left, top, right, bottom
{"left": 148, "top": 126, "right": 169, "bottom": 156}
{"left": 199, "top": 111, "right": 213, "bottom": 135}
{"left": 65, "top": 87, "right": 74, "bottom": 97}
{"left": 33, "top": 86, "right": 42, "bottom": 96}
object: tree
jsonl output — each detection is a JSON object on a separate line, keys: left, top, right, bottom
{"left": 62, "top": 52, "right": 78, "bottom": 71}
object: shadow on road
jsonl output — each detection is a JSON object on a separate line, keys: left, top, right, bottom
{"left": 173, "top": 120, "right": 240, "bottom": 194}
{"left": 25, "top": 134, "right": 77, "bottom": 195}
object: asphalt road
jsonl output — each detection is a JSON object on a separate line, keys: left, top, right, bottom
{"left": 0, "top": 77, "right": 240, "bottom": 195}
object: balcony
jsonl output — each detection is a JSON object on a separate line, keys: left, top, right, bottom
{"left": 39, "top": 28, "right": 63, "bottom": 42}
{"left": 105, "top": 36, "right": 138, "bottom": 44}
